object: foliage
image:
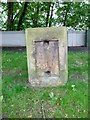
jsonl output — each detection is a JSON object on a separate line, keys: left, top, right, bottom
{"left": 55, "top": 2, "right": 89, "bottom": 30}
{"left": 1, "top": 2, "right": 89, "bottom": 30}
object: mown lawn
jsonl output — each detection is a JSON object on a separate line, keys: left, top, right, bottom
{"left": 2, "top": 51, "right": 88, "bottom": 118}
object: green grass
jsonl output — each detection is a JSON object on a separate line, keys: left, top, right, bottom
{"left": 2, "top": 51, "right": 88, "bottom": 118}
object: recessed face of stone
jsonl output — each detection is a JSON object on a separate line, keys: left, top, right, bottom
{"left": 25, "top": 27, "right": 67, "bottom": 87}
{"left": 35, "top": 40, "right": 59, "bottom": 77}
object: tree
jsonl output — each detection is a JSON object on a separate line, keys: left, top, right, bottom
{"left": 17, "top": 2, "right": 29, "bottom": 30}
{"left": 45, "top": 2, "right": 51, "bottom": 27}
{"left": 55, "top": 2, "right": 89, "bottom": 30}
{"left": 7, "top": 0, "right": 13, "bottom": 30}
{"left": 49, "top": 2, "right": 54, "bottom": 27}
{"left": 30, "top": 2, "right": 40, "bottom": 27}
{"left": 0, "top": 1, "right": 89, "bottom": 31}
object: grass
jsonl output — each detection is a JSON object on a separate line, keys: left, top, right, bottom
{"left": 2, "top": 51, "right": 88, "bottom": 118}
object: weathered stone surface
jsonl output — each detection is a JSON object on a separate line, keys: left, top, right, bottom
{"left": 25, "top": 27, "right": 68, "bottom": 87}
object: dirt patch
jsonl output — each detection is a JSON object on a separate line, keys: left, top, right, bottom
{"left": 70, "top": 73, "right": 85, "bottom": 81}
{"left": 2, "top": 69, "right": 27, "bottom": 76}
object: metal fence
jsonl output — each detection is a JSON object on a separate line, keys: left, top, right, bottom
{"left": 0, "top": 30, "right": 87, "bottom": 47}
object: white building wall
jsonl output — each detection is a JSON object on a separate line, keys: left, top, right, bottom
{"left": 68, "top": 30, "right": 85, "bottom": 46}
{"left": 0, "top": 30, "right": 86, "bottom": 47}
{"left": 1, "top": 31, "right": 25, "bottom": 47}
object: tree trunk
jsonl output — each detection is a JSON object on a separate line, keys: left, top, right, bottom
{"left": 36, "top": 2, "right": 40, "bottom": 27}
{"left": 7, "top": 1, "right": 13, "bottom": 31}
{"left": 49, "top": 3, "right": 54, "bottom": 27}
{"left": 17, "top": 2, "right": 29, "bottom": 30}
{"left": 63, "top": 2, "right": 69, "bottom": 26}
{"left": 31, "top": 2, "right": 40, "bottom": 27}
{"left": 63, "top": 10, "right": 68, "bottom": 26}
{"left": 46, "top": 3, "right": 51, "bottom": 27}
